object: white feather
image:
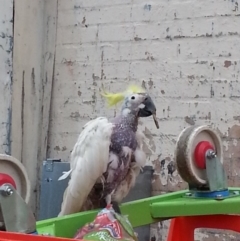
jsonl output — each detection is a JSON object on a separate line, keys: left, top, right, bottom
{"left": 134, "top": 149, "right": 146, "bottom": 168}
{"left": 58, "top": 117, "right": 114, "bottom": 216}
{"left": 138, "top": 103, "right": 145, "bottom": 109}
{"left": 58, "top": 170, "right": 72, "bottom": 181}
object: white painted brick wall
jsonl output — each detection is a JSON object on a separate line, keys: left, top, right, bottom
{"left": 48, "top": 0, "right": 240, "bottom": 240}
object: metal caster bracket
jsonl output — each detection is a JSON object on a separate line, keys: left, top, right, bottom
{"left": 185, "top": 152, "right": 233, "bottom": 200}
{"left": 205, "top": 150, "right": 228, "bottom": 192}
{"left": 0, "top": 183, "right": 36, "bottom": 234}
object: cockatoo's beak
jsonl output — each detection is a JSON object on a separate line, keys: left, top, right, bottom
{"left": 138, "top": 95, "right": 159, "bottom": 129}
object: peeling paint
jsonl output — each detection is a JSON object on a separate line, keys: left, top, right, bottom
{"left": 185, "top": 116, "right": 195, "bottom": 125}
{"left": 144, "top": 4, "right": 151, "bottom": 11}
{"left": 0, "top": 1, "right": 13, "bottom": 155}
{"left": 70, "top": 111, "right": 80, "bottom": 121}
{"left": 224, "top": 60, "right": 232, "bottom": 68}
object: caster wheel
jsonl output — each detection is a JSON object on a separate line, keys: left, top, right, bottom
{"left": 175, "top": 125, "right": 223, "bottom": 185}
{"left": 0, "top": 154, "right": 31, "bottom": 224}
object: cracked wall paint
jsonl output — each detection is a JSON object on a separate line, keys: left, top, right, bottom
{"left": 48, "top": 0, "right": 240, "bottom": 240}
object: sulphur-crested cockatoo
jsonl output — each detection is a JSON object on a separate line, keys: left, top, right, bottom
{"left": 58, "top": 85, "right": 159, "bottom": 216}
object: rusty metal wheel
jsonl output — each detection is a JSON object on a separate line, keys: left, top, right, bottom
{"left": 175, "top": 125, "right": 223, "bottom": 186}
{"left": 0, "top": 154, "right": 31, "bottom": 225}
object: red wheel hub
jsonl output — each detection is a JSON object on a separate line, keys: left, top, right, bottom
{"left": 0, "top": 173, "right": 17, "bottom": 189}
{"left": 194, "top": 141, "right": 215, "bottom": 169}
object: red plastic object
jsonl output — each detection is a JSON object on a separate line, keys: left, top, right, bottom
{"left": 0, "top": 232, "right": 87, "bottom": 241}
{"left": 194, "top": 141, "right": 214, "bottom": 169}
{"left": 0, "top": 173, "right": 17, "bottom": 189}
{"left": 167, "top": 214, "right": 240, "bottom": 241}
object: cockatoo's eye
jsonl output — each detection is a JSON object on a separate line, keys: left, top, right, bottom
{"left": 131, "top": 96, "right": 135, "bottom": 100}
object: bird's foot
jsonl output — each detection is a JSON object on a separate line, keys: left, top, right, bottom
{"left": 111, "top": 201, "right": 121, "bottom": 214}
{"left": 105, "top": 194, "right": 112, "bottom": 206}
{"left": 104, "top": 190, "right": 121, "bottom": 213}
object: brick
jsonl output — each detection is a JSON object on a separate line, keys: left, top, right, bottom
{"left": 58, "top": 1, "right": 238, "bottom": 28}
{"left": 101, "top": 61, "right": 130, "bottom": 79}
{"left": 57, "top": 9, "right": 88, "bottom": 27}
{"left": 58, "top": 6, "right": 132, "bottom": 27}
{"left": 178, "top": 36, "right": 240, "bottom": 59}
{"left": 47, "top": 132, "right": 77, "bottom": 160}
{"left": 229, "top": 80, "right": 240, "bottom": 97}
{"left": 131, "top": 0, "right": 236, "bottom": 22}
{"left": 134, "top": 16, "right": 240, "bottom": 41}
{"left": 208, "top": 99, "right": 240, "bottom": 124}
{"left": 129, "top": 60, "right": 234, "bottom": 80}
{"left": 146, "top": 79, "right": 229, "bottom": 99}
{"left": 98, "top": 24, "right": 134, "bottom": 42}
{"left": 54, "top": 65, "right": 105, "bottom": 96}
{"left": 57, "top": 25, "right": 98, "bottom": 45}
{"left": 102, "top": 43, "right": 132, "bottom": 62}
{"left": 55, "top": 44, "right": 102, "bottom": 63}
{"left": 49, "top": 98, "right": 112, "bottom": 138}
{"left": 158, "top": 100, "right": 212, "bottom": 120}
{"left": 55, "top": 62, "right": 99, "bottom": 82}
{"left": 102, "top": 41, "right": 180, "bottom": 62}
{"left": 101, "top": 38, "right": 238, "bottom": 65}
{"left": 58, "top": 0, "right": 131, "bottom": 10}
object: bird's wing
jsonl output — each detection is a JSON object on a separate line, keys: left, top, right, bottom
{"left": 112, "top": 129, "right": 147, "bottom": 203}
{"left": 58, "top": 117, "right": 114, "bottom": 216}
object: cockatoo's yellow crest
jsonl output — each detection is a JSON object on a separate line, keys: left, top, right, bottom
{"left": 101, "top": 91, "right": 125, "bottom": 107}
{"left": 101, "top": 84, "right": 145, "bottom": 107}
{"left": 126, "top": 85, "right": 145, "bottom": 95}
